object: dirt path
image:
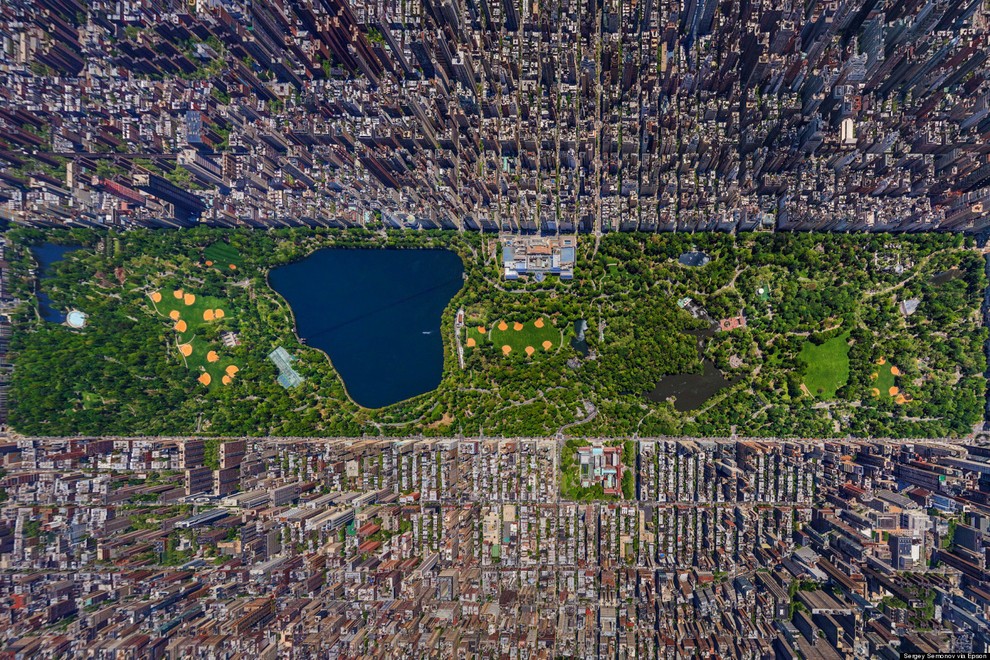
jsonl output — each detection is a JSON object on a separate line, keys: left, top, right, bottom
{"left": 557, "top": 401, "right": 598, "bottom": 437}
{"left": 864, "top": 248, "right": 953, "bottom": 299}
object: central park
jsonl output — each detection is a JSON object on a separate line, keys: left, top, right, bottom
{"left": 6, "top": 227, "right": 987, "bottom": 440}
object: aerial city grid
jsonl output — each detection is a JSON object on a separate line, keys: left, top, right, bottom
{"left": 3, "top": 0, "right": 990, "bottom": 657}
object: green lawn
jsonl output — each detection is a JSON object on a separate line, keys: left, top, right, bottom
{"left": 149, "top": 286, "right": 240, "bottom": 388}
{"left": 464, "top": 324, "right": 486, "bottom": 348}
{"left": 874, "top": 360, "right": 896, "bottom": 397}
{"left": 799, "top": 331, "right": 851, "bottom": 399}
{"left": 869, "top": 358, "right": 912, "bottom": 404}
{"left": 152, "top": 288, "right": 228, "bottom": 340}
{"left": 203, "top": 242, "right": 242, "bottom": 271}
{"left": 186, "top": 331, "right": 239, "bottom": 387}
{"left": 466, "top": 317, "right": 560, "bottom": 357}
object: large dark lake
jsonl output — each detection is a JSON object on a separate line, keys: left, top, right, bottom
{"left": 269, "top": 248, "right": 464, "bottom": 408}
{"left": 32, "top": 243, "right": 80, "bottom": 323}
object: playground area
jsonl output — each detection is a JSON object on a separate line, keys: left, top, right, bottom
{"left": 870, "top": 357, "right": 912, "bottom": 405}
{"left": 203, "top": 242, "right": 242, "bottom": 271}
{"left": 149, "top": 286, "right": 240, "bottom": 388}
{"left": 465, "top": 316, "right": 560, "bottom": 357}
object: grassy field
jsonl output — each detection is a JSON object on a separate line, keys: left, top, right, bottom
{"left": 149, "top": 286, "right": 240, "bottom": 388}
{"left": 874, "top": 359, "right": 895, "bottom": 398}
{"left": 799, "top": 331, "right": 851, "bottom": 399}
{"left": 466, "top": 316, "right": 560, "bottom": 357}
{"left": 203, "top": 242, "right": 242, "bottom": 271}
{"left": 870, "top": 358, "right": 911, "bottom": 403}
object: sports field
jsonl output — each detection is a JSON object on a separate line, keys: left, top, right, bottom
{"left": 203, "top": 242, "right": 242, "bottom": 271}
{"left": 799, "top": 331, "right": 851, "bottom": 399}
{"left": 465, "top": 317, "right": 560, "bottom": 357}
{"left": 870, "top": 357, "right": 911, "bottom": 404}
{"left": 149, "top": 287, "right": 240, "bottom": 388}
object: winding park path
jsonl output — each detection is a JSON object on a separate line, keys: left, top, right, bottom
{"left": 864, "top": 247, "right": 957, "bottom": 299}
{"left": 556, "top": 401, "right": 598, "bottom": 437}
{"left": 709, "top": 266, "right": 745, "bottom": 297}
{"left": 370, "top": 402, "right": 442, "bottom": 430}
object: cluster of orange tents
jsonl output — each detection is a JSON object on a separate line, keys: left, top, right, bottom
{"left": 870, "top": 358, "right": 914, "bottom": 405}
{"left": 149, "top": 288, "right": 239, "bottom": 388}
{"left": 205, "top": 260, "right": 237, "bottom": 271}
{"left": 469, "top": 318, "right": 556, "bottom": 358}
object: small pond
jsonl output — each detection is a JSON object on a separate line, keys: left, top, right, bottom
{"left": 31, "top": 243, "right": 81, "bottom": 323}
{"left": 645, "top": 326, "right": 735, "bottom": 412}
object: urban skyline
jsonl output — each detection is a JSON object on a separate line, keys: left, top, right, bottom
{"left": 2, "top": 435, "right": 990, "bottom": 657}
{"left": 0, "top": 0, "right": 989, "bottom": 232}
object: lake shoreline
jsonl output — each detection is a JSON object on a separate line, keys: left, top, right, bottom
{"left": 268, "top": 247, "right": 465, "bottom": 409}
{"left": 30, "top": 243, "right": 82, "bottom": 324}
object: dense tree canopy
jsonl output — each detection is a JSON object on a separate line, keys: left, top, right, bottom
{"left": 6, "top": 228, "right": 985, "bottom": 439}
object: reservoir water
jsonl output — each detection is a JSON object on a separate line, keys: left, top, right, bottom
{"left": 32, "top": 243, "right": 80, "bottom": 323}
{"left": 269, "top": 248, "right": 464, "bottom": 408}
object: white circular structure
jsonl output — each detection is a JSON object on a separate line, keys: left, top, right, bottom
{"left": 66, "top": 310, "right": 87, "bottom": 329}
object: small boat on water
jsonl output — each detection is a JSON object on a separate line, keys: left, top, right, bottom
{"left": 422, "top": 331, "right": 432, "bottom": 335}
